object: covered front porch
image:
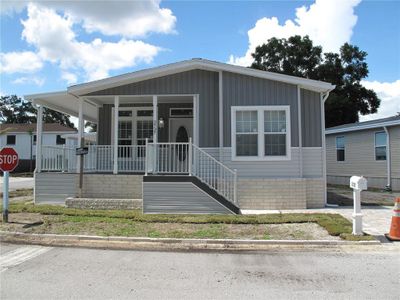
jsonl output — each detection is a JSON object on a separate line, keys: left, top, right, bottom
{"left": 35, "top": 94, "right": 198, "bottom": 173}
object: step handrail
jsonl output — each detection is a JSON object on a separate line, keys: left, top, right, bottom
{"left": 192, "top": 144, "right": 238, "bottom": 205}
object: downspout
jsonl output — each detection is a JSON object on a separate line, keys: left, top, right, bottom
{"left": 321, "top": 91, "right": 330, "bottom": 207}
{"left": 383, "top": 126, "right": 391, "bottom": 190}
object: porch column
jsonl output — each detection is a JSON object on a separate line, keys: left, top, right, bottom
{"left": 35, "top": 105, "right": 43, "bottom": 173}
{"left": 77, "top": 98, "right": 85, "bottom": 173}
{"left": 113, "top": 96, "right": 119, "bottom": 174}
{"left": 152, "top": 95, "right": 158, "bottom": 143}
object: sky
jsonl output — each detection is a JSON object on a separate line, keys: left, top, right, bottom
{"left": 1, "top": 0, "right": 399, "bottom": 121}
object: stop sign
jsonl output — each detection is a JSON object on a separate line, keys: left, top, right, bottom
{"left": 0, "top": 147, "right": 19, "bottom": 172}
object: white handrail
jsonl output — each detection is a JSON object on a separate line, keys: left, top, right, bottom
{"left": 145, "top": 141, "right": 238, "bottom": 205}
{"left": 192, "top": 144, "right": 237, "bottom": 205}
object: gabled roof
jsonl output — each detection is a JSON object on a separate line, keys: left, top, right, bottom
{"left": 325, "top": 115, "right": 400, "bottom": 134}
{"left": 0, "top": 123, "right": 76, "bottom": 133}
{"left": 68, "top": 58, "right": 335, "bottom": 95}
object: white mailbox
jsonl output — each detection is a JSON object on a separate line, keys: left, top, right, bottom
{"left": 349, "top": 176, "right": 368, "bottom": 235}
{"left": 350, "top": 176, "right": 367, "bottom": 191}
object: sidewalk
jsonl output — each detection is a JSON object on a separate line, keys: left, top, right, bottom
{"left": 242, "top": 206, "right": 393, "bottom": 236}
{"left": 0, "top": 177, "right": 34, "bottom": 191}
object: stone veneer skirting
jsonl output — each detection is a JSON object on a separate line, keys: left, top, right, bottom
{"left": 65, "top": 197, "right": 142, "bottom": 210}
{"left": 81, "top": 174, "right": 143, "bottom": 199}
{"left": 238, "top": 178, "right": 325, "bottom": 209}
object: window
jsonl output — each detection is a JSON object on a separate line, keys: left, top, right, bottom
{"left": 6, "top": 135, "right": 16, "bottom": 145}
{"left": 56, "top": 135, "right": 66, "bottom": 145}
{"left": 113, "top": 107, "right": 154, "bottom": 158}
{"left": 232, "top": 106, "right": 290, "bottom": 160}
{"left": 336, "top": 136, "right": 345, "bottom": 161}
{"left": 375, "top": 132, "right": 387, "bottom": 161}
{"left": 33, "top": 135, "right": 37, "bottom": 145}
{"left": 235, "top": 110, "right": 258, "bottom": 156}
{"left": 170, "top": 108, "right": 193, "bottom": 117}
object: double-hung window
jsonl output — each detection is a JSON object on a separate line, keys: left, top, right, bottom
{"left": 375, "top": 132, "right": 387, "bottom": 161}
{"left": 232, "top": 106, "right": 290, "bottom": 160}
{"left": 336, "top": 136, "right": 345, "bottom": 161}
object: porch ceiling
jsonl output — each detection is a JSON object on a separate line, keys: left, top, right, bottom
{"left": 24, "top": 91, "right": 98, "bottom": 123}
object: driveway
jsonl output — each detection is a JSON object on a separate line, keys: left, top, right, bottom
{"left": 1, "top": 243, "right": 398, "bottom": 299}
{"left": 243, "top": 206, "right": 393, "bottom": 237}
{"left": 0, "top": 176, "right": 34, "bottom": 191}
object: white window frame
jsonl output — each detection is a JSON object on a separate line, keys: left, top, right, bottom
{"left": 111, "top": 107, "right": 153, "bottom": 146}
{"left": 374, "top": 131, "right": 387, "bottom": 161}
{"left": 231, "top": 105, "right": 291, "bottom": 161}
{"left": 335, "top": 136, "right": 345, "bottom": 162}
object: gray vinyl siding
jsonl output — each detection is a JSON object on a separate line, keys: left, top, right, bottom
{"left": 88, "top": 70, "right": 219, "bottom": 147}
{"left": 35, "top": 173, "right": 76, "bottom": 204}
{"left": 143, "top": 182, "right": 234, "bottom": 214}
{"left": 157, "top": 103, "right": 192, "bottom": 143}
{"left": 326, "top": 126, "right": 400, "bottom": 189}
{"left": 98, "top": 104, "right": 112, "bottom": 145}
{"left": 222, "top": 71, "right": 299, "bottom": 147}
{"left": 203, "top": 147, "right": 323, "bottom": 178}
{"left": 301, "top": 89, "right": 322, "bottom": 147}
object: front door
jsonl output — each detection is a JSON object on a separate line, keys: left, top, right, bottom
{"left": 169, "top": 118, "right": 193, "bottom": 143}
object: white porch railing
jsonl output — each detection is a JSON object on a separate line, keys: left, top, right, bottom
{"left": 145, "top": 140, "right": 238, "bottom": 205}
{"left": 41, "top": 145, "right": 146, "bottom": 173}
{"left": 41, "top": 145, "right": 76, "bottom": 172}
{"left": 41, "top": 141, "right": 238, "bottom": 205}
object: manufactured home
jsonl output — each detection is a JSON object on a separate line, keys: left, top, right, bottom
{"left": 326, "top": 115, "right": 400, "bottom": 191}
{"left": 25, "top": 59, "right": 335, "bottom": 213}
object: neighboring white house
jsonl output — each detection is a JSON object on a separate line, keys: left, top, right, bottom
{"left": 0, "top": 123, "right": 76, "bottom": 172}
{"left": 326, "top": 115, "right": 400, "bottom": 191}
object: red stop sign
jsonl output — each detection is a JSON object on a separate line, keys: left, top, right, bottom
{"left": 0, "top": 147, "right": 19, "bottom": 172}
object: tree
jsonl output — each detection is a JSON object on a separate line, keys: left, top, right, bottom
{"left": 251, "top": 36, "right": 380, "bottom": 127}
{"left": 85, "top": 121, "right": 97, "bottom": 132}
{"left": 0, "top": 95, "right": 75, "bottom": 128}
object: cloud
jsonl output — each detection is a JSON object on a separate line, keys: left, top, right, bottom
{"left": 0, "top": 51, "right": 43, "bottom": 73}
{"left": 61, "top": 72, "right": 78, "bottom": 85}
{"left": 16, "top": 3, "right": 160, "bottom": 81}
{"left": 229, "top": 0, "right": 361, "bottom": 66}
{"left": 359, "top": 80, "right": 400, "bottom": 121}
{"left": 12, "top": 76, "right": 45, "bottom": 86}
{"left": 1, "top": 0, "right": 176, "bottom": 38}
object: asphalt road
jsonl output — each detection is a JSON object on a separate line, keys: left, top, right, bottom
{"left": 0, "top": 177, "right": 34, "bottom": 192}
{"left": 1, "top": 243, "right": 399, "bottom": 299}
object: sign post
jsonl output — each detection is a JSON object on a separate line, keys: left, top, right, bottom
{"left": 76, "top": 144, "right": 88, "bottom": 198}
{"left": 0, "top": 147, "right": 19, "bottom": 223}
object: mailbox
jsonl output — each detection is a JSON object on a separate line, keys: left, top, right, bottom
{"left": 350, "top": 176, "right": 367, "bottom": 191}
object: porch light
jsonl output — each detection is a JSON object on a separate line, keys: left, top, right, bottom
{"left": 158, "top": 117, "right": 165, "bottom": 129}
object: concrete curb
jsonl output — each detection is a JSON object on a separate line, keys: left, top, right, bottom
{"left": 0, "top": 231, "right": 380, "bottom": 251}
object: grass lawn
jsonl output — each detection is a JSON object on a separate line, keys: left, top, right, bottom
{"left": 0, "top": 201, "right": 374, "bottom": 241}
{"left": 0, "top": 188, "right": 33, "bottom": 198}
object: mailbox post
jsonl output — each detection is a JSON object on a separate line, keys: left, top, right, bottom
{"left": 350, "top": 176, "right": 368, "bottom": 235}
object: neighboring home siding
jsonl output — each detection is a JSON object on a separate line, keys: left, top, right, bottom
{"left": 301, "top": 89, "right": 322, "bottom": 147}
{"left": 0, "top": 132, "right": 68, "bottom": 160}
{"left": 326, "top": 126, "right": 399, "bottom": 180}
{"left": 87, "top": 69, "right": 219, "bottom": 148}
{"left": 389, "top": 125, "right": 400, "bottom": 180}
{"left": 222, "top": 71, "right": 299, "bottom": 147}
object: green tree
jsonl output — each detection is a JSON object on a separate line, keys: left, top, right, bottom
{"left": 251, "top": 36, "right": 380, "bottom": 127}
{"left": 0, "top": 95, "right": 75, "bottom": 128}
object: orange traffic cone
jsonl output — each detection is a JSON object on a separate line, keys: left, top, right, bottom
{"left": 386, "top": 197, "right": 400, "bottom": 241}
